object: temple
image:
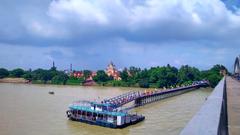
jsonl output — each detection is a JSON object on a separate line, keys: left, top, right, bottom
{"left": 106, "top": 62, "right": 121, "bottom": 80}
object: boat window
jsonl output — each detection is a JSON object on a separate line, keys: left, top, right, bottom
{"left": 108, "top": 107, "right": 113, "bottom": 111}
{"left": 99, "top": 114, "right": 103, "bottom": 120}
{"left": 73, "top": 110, "right": 77, "bottom": 114}
{"left": 102, "top": 106, "right": 107, "bottom": 110}
{"left": 82, "top": 111, "right": 86, "bottom": 116}
{"left": 87, "top": 112, "right": 91, "bottom": 117}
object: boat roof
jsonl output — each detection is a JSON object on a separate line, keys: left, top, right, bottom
{"left": 71, "top": 100, "right": 117, "bottom": 108}
{"left": 91, "top": 101, "right": 116, "bottom": 108}
{"left": 69, "top": 105, "right": 126, "bottom": 116}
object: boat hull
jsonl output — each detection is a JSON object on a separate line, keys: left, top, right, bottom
{"left": 68, "top": 115, "right": 145, "bottom": 129}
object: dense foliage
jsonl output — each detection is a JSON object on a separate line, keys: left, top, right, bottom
{"left": 0, "top": 64, "right": 227, "bottom": 87}
{"left": 93, "top": 64, "right": 227, "bottom": 88}
{"left": 93, "top": 70, "right": 113, "bottom": 83}
{"left": 200, "top": 65, "right": 227, "bottom": 87}
{"left": 0, "top": 68, "right": 9, "bottom": 78}
{"left": 66, "top": 76, "right": 84, "bottom": 85}
{"left": 10, "top": 68, "right": 25, "bottom": 77}
{"left": 0, "top": 67, "right": 68, "bottom": 85}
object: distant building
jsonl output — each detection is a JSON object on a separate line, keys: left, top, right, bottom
{"left": 73, "top": 71, "right": 84, "bottom": 78}
{"left": 83, "top": 79, "right": 97, "bottom": 86}
{"left": 64, "top": 64, "right": 73, "bottom": 75}
{"left": 71, "top": 70, "right": 97, "bottom": 80}
{"left": 85, "top": 71, "right": 97, "bottom": 80}
{"left": 83, "top": 71, "right": 97, "bottom": 86}
{"left": 91, "top": 71, "right": 97, "bottom": 77}
{"left": 106, "top": 62, "right": 121, "bottom": 80}
{"left": 50, "top": 61, "right": 57, "bottom": 71}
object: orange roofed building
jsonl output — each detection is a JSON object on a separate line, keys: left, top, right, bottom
{"left": 106, "top": 62, "right": 121, "bottom": 80}
{"left": 73, "top": 71, "right": 83, "bottom": 78}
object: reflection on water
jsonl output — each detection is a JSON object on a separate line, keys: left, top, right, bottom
{"left": 0, "top": 83, "right": 212, "bottom": 135}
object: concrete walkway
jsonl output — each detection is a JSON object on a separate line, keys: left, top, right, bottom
{"left": 226, "top": 77, "right": 240, "bottom": 135}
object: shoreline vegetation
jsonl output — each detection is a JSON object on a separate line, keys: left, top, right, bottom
{"left": 0, "top": 64, "right": 228, "bottom": 88}
{"left": 0, "top": 77, "right": 29, "bottom": 83}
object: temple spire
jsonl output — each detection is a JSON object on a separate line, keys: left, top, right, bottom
{"left": 51, "top": 61, "right": 56, "bottom": 71}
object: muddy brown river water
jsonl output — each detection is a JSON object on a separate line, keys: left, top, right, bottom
{"left": 0, "top": 83, "right": 212, "bottom": 135}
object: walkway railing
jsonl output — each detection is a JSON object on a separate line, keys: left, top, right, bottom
{"left": 180, "top": 77, "right": 228, "bottom": 135}
{"left": 103, "top": 91, "right": 141, "bottom": 107}
{"left": 102, "top": 81, "right": 209, "bottom": 108}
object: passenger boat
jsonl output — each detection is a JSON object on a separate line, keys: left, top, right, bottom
{"left": 66, "top": 100, "right": 145, "bottom": 128}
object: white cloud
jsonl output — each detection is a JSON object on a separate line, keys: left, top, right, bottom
{"left": 48, "top": 0, "right": 124, "bottom": 25}
{"left": 2, "top": 0, "right": 240, "bottom": 41}
{"left": 1, "top": 0, "right": 240, "bottom": 70}
{"left": 41, "top": 0, "right": 240, "bottom": 41}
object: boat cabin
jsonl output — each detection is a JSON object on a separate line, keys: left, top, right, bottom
{"left": 66, "top": 100, "right": 136, "bottom": 128}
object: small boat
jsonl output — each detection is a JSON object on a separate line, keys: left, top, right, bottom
{"left": 48, "top": 91, "right": 54, "bottom": 95}
{"left": 66, "top": 100, "right": 145, "bottom": 128}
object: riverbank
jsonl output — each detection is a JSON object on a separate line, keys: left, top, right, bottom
{"left": 0, "top": 77, "right": 139, "bottom": 89}
{"left": 0, "top": 77, "right": 210, "bottom": 90}
{"left": 0, "top": 77, "right": 29, "bottom": 83}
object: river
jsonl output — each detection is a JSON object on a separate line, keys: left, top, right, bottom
{"left": 0, "top": 83, "right": 212, "bottom": 135}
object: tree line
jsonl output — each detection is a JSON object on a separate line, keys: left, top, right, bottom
{"left": 0, "top": 64, "right": 227, "bottom": 88}
{"left": 93, "top": 64, "right": 227, "bottom": 88}
{"left": 0, "top": 66, "right": 69, "bottom": 85}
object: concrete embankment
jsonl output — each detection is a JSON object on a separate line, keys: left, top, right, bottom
{"left": 0, "top": 78, "right": 29, "bottom": 83}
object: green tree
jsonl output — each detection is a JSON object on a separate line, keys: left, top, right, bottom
{"left": 178, "top": 65, "right": 200, "bottom": 84}
{"left": 52, "top": 72, "right": 69, "bottom": 85}
{"left": 148, "top": 67, "right": 161, "bottom": 83}
{"left": 148, "top": 65, "right": 178, "bottom": 88}
{"left": 129, "top": 66, "right": 141, "bottom": 76}
{"left": 139, "top": 79, "right": 150, "bottom": 88}
{"left": 120, "top": 68, "right": 129, "bottom": 82}
{"left": 49, "top": 70, "right": 58, "bottom": 80}
{"left": 200, "top": 64, "right": 226, "bottom": 87}
{"left": 50, "top": 66, "right": 57, "bottom": 71}
{"left": 206, "top": 74, "right": 222, "bottom": 87}
{"left": 137, "top": 69, "right": 149, "bottom": 81}
{"left": 41, "top": 71, "right": 52, "bottom": 83}
{"left": 67, "top": 76, "right": 84, "bottom": 85}
{"left": 32, "top": 68, "right": 45, "bottom": 80}
{"left": 0, "top": 68, "right": 9, "bottom": 78}
{"left": 83, "top": 70, "right": 91, "bottom": 79}
{"left": 22, "top": 72, "right": 32, "bottom": 81}
{"left": 93, "top": 70, "right": 112, "bottom": 82}
{"left": 127, "top": 66, "right": 141, "bottom": 85}
{"left": 10, "top": 68, "right": 25, "bottom": 77}
{"left": 31, "top": 69, "right": 51, "bottom": 83}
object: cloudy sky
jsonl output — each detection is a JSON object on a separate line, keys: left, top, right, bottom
{"left": 0, "top": 0, "right": 240, "bottom": 71}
